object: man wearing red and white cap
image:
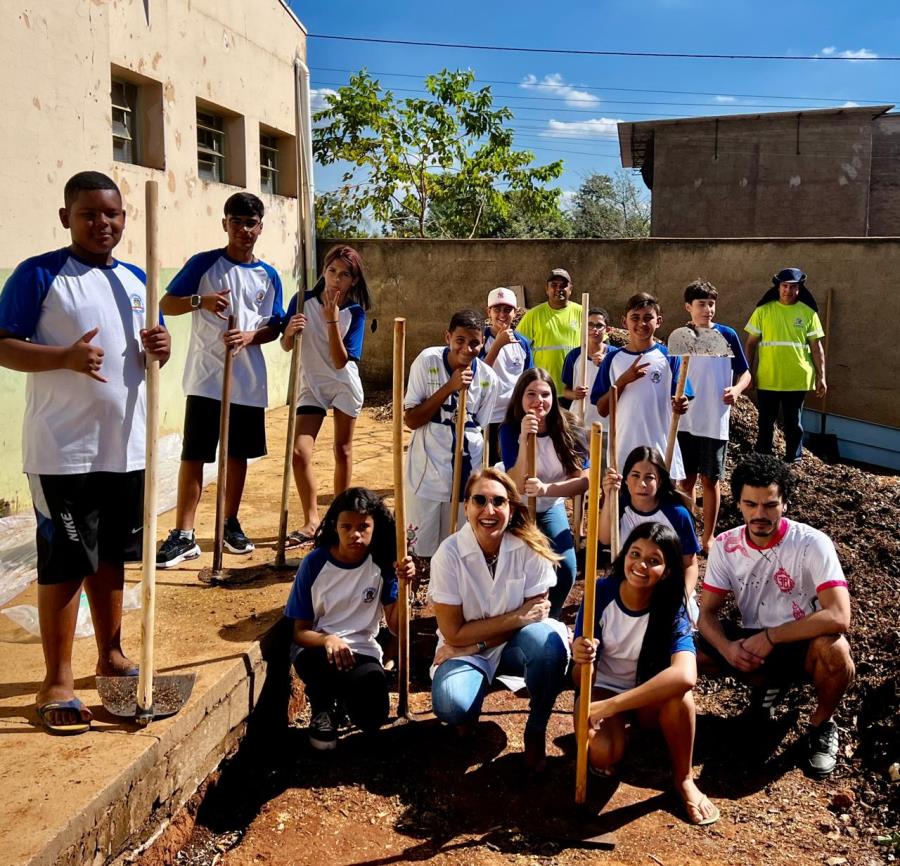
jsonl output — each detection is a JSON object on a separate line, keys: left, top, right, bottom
{"left": 480, "top": 286, "right": 534, "bottom": 464}
{"left": 516, "top": 268, "right": 583, "bottom": 392}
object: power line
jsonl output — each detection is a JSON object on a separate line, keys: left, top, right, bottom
{"left": 309, "top": 34, "right": 896, "bottom": 62}
{"left": 313, "top": 79, "right": 854, "bottom": 119}
{"left": 311, "top": 78, "right": 873, "bottom": 114}
{"left": 311, "top": 65, "right": 894, "bottom": 105}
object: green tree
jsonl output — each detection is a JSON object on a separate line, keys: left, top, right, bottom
{"left": 313, "top": 69, "right": 564, "bottom": 239}
{"left": 314, "top": 192, "right": 367, "bottom": 238}
{"left": 570, "top": 171, "right": 650, "bottom": 238}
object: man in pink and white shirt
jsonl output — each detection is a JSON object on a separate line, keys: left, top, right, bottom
{"left": 697, "top": 454, "right": 854, "bottom": 777}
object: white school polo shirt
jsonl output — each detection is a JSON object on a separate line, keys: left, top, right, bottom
{"left": 480, "top": 327, "right": 533, "bottom": 424}
{"left": 591, "top": 343, "right": 692, "bottom": 480}
{"left": 284, "top": 546, "right": 398, "bottom": 662}
{"left": 427, "top": 522, "right": 557, "bottom": 681}
{"left": 0, "top": 248, "right": 152, "bottom": 474}
{"left": 165, "top": 249, "right": 284, "bottom": 408}
{"left": 403, "top": 346, "right": 499, "bottom": 502}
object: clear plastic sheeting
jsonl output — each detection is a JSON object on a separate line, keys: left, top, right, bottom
{"left": 0, "top": 433, "right": 221, "bottom": 613}
{"left": 2, "top": 585, "right": 142, "bottom": 639}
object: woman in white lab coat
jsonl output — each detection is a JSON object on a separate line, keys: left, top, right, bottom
{"left": 428, "top": 467, "right": 570, "bottom": 771}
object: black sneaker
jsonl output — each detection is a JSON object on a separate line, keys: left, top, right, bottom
{"left": 308, "top": 710, "right": 338, "bottom": 751}
{"left": 156, "top": 529, "right": 201, "bottom": 568}
{"left": 807, "top": 720, "right": 839, "bottom": 777}
{"left": 224, "top": 518, "right": 255, "bottom": 555}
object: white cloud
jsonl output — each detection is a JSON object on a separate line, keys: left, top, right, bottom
{"left": 819, "top": 46, "right": 878, "bottom": 61}
{"left": 310, "top": 87, "right": 337, "bottom": 111}
{"left": 520, "top": 74, "right": 600, "bottom": 108}
{"left": 542, "top": 118, "right": 622, "bottom": 138}
{"left": 839, "top": 48, "right": 878, "bottom": 61}
{"left": 714, "top": 95, "right": 736, "bottom": 103}
{"left": 842, "top": 101, "right": 860, "bottom": 107}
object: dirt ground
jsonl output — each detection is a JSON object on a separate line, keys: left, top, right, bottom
{"left": 134, "top": 395, "right": 898, "bottom": 866}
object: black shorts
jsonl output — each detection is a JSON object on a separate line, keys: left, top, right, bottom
{"left": 296, "top": 405, "right": 327, "bottom": 417}
{"left": 695, "top": 620, "right": 811, "bottom": 685}
{"left": 677, "top": 431, "right": 727, "bottom": 480}
{"left": 28, "top": 471, "right": 144, "bottom": 585}
{"left": 181, "top": 395, "right": 267, "bottom": 462}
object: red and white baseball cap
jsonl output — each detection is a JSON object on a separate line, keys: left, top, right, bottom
{"left": 487, "top": 287, "right": 518, "bottom": 308}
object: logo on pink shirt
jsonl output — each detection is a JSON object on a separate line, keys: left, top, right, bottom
{"left": 773, "top": 567, "right": 795, "bottom": 593}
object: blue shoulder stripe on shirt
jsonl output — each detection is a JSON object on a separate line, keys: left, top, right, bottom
{"left": 283, "top": 546, "right": 330, "bottom": 621}
{"left": 164, "top": 249, "right": 224, "bottom": 297}
{"left": 0, "top": 249, "right": 72, "bottom": 338}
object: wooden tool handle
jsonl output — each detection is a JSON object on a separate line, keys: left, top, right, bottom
{"left": 575, "top": 422, "right": 603, "bottom": 802}
{"left": 579, "top": 292, "right": 590, "bottom": 423}
{"left": 609, "top": 385, "right": 620, "bottom": 559}
{"left": 137, "top": 181, "right": 160, "bottom": 722}
{"left": 527, "top": 431, "right": 538, "bottom": 520}
{"left": 664, "top": 357, "right": 690, "bottom": 472}
{"left": 211, "top": 314, "right": 236, "bottom": 576}
{"left": 449, "top": 386, "right": 468, "bottom": 534}
{"left": 392, "top": 319, "right": 410, "bottom": 718}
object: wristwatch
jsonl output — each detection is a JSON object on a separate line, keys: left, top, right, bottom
{"left": 190, "top": 294, "right": 202, "bottom": 311}
{"left": 476, "top": 640, "right": 487, "bottom": 653}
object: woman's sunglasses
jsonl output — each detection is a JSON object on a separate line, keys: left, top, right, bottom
{"left": 468, "top": 493, "right": 509, "bottom": 508}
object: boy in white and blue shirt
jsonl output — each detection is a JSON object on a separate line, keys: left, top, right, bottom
{"left": 675, "top": 280, "right": 750, "bottom": 550}
{"left": 479, "top": 287, "right": 532, "bottom": 465}
{"left": 157, "top": 192, "right": 284, "bottom": 568}
{"left": 0, "top": 171, "right": 171, "bottom": 734}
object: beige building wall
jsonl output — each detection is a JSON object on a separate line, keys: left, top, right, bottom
{"left": 0, "top": 0, "right": 307, "bottom": 511}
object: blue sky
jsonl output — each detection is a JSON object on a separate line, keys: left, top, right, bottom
{"left": 289, "top": 0, "right": 899, "bottom": 204}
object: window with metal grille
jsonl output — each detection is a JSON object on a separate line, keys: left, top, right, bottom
{"left": 112, "top": 79, "right": 138, "bottom": 164}
{"left": 197, "top": 110, "right": 226, "bottom": 183}
{"left": 260, "top": 134, "right": 279, "bottom": 194}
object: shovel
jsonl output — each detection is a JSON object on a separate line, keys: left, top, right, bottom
{"left": 667, "top": 323, "right": 734, "bottom": 359}
{"left": 393, "top": 318, "right": 411, "bottom": 719}
{"left": 449, "top": 384, "right": 468, "bottom": 534}
{"left": 198, "top": 313, "right": 237, "bottom": 585}
{"left": 97, "top": 181, "right": 195, "bottom": 723}
{"left": 805, "top": 288, "right": 839, "bottom": 462}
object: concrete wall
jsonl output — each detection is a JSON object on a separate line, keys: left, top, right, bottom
{"left": 328, "top": 237, "right": 900, "bottom": 430}
{"left": 0, "top": 0, "right": 306, "bottom": 510}
{"left": 649, "top": 114, "right": 876, "bottom": 237}
{"left": 869, "top": 116, "right": 900, "bottom": 235}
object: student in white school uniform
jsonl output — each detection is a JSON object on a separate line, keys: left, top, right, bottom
{"left": 500, "top": 368, "right": 588, "bottom": 617}
{"left": 157, "top": 192, "right": 284, "bottom": 568}
{"left": 285, "top": 488, "right": 414, "bottom": 750}
{"left": 592, "top": 293, "right": 691, "bottom": 481}
{"left": 429, "top": 469, "right": 569, "bottom": 772}
{"left": 479, "top": 286, "right": 533, "bottom": 465}
{"left": 280, "top": 246, "right": 370, "bottom": 546}
{"left": 403, "top": 309, "right": 499, "bottom": 558}
{"left": 572, "top": 522, "right": 719, "bottom": 826}
{"left": 561, "top": 305, "right": 610, "bottom": 440}
{"left": 0, "top": 171, "right": 171, "bottom": 734}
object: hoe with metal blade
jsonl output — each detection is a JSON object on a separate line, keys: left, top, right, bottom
{"left": 97, "top": 181, "right": 195, "bottom": 723}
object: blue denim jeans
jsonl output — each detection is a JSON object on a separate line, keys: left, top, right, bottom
{"left": 431, "top": 621, "right": 568, "bottom": 733}
{"left": 538, "top": 502, "right": 576, "bottom": 616}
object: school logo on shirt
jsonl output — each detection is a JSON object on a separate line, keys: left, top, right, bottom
{"left": 362, "top": 586, "right": 378, "bottom": 604}
{"left": 651, "top": 370, "right": 662, "bottom": 383}
{"left": 794, "top": 317, "right": 804, "bottom": 328}
{"left": 256, "top": 289, "right": 266, "bottom": 304}
{"left": 130, "top": 294, "right": 144, "bottom": 313}
{"left": 773, "top": 567, "right": 795, "bottom": 593}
